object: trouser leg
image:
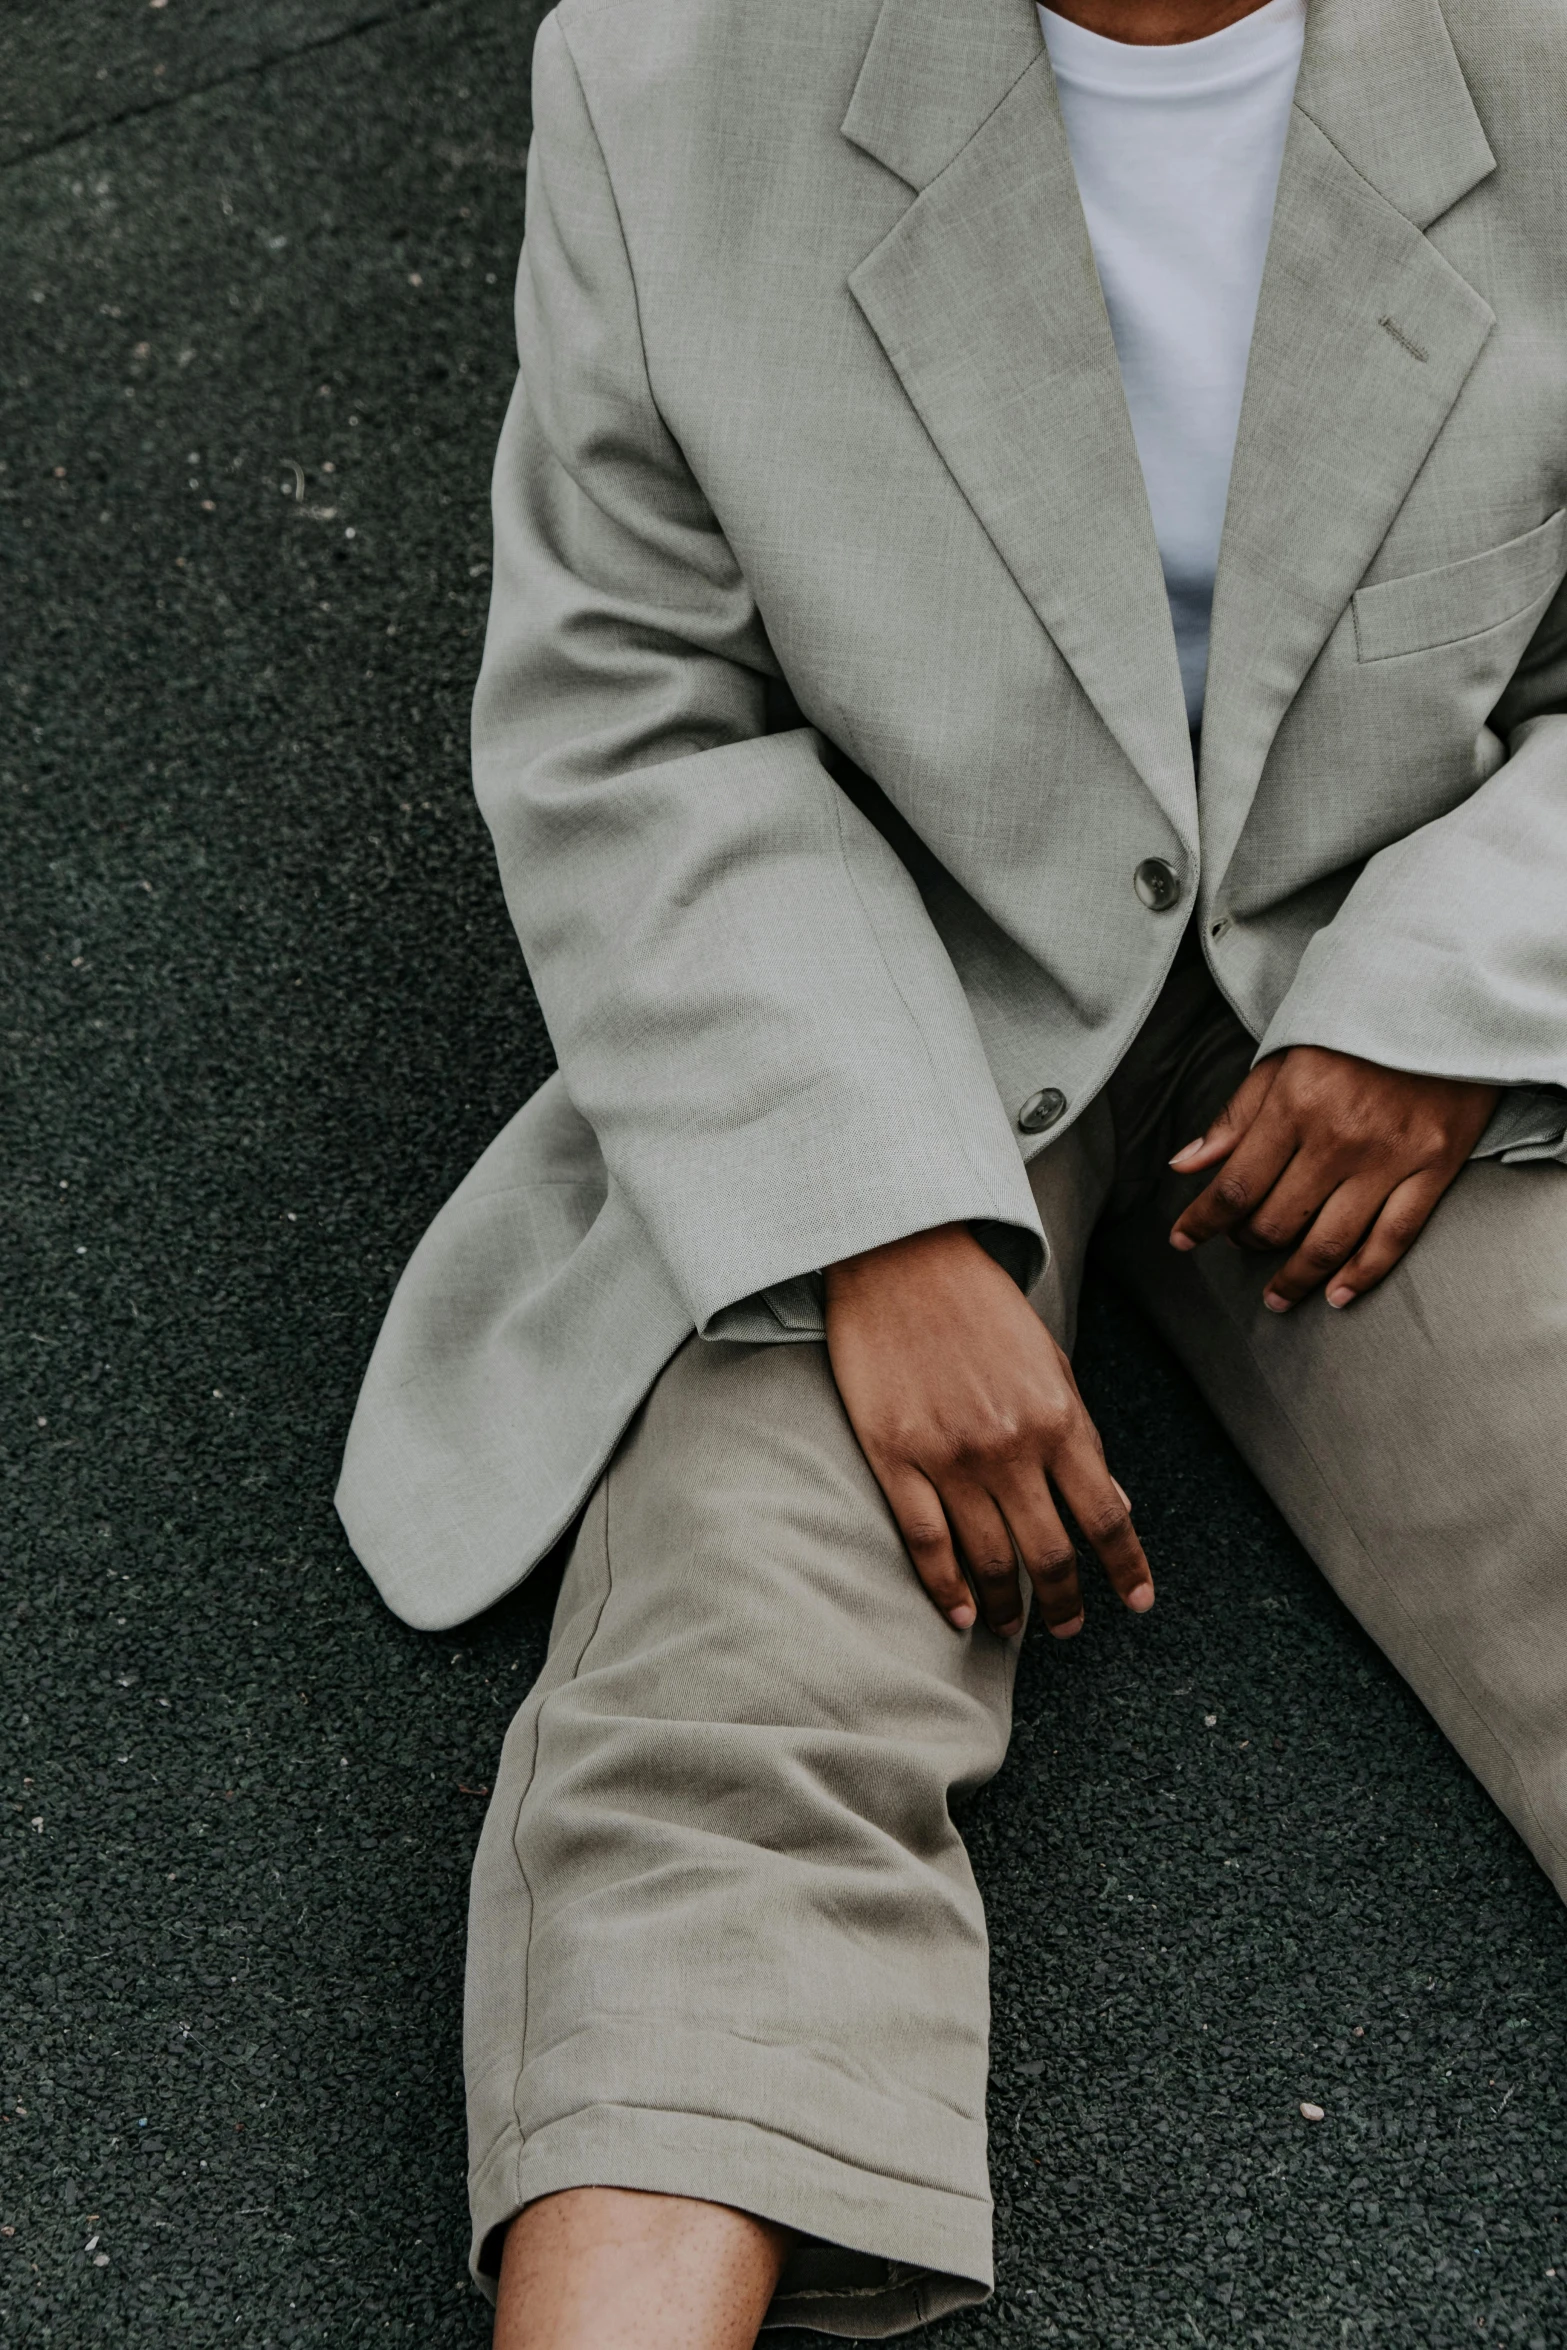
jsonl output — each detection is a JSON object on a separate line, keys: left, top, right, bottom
{"left": 464, "top": 1116, "right": 1109, "bottom": 2338}
{"left": 467, "top": 1337, "right": 1016, "bottom": 2337}
{"left": 1101, "top": 984, "right": 1567, "bottom": 1902}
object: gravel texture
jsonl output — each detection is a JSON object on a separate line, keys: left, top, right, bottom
{"left": 3, "top": 5, "right": 1565, "bottom": 2344}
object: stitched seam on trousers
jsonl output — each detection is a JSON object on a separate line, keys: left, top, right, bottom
{"left": 504, "top": 1483, "right": 619, "bottom": 2190}
{"left": 1209, "top": 1290, "right": 1567, "bottom": 1873}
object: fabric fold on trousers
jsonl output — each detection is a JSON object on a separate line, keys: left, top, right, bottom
{"left": 464, "top": 1335, "right": 1035, "bottom": 2334}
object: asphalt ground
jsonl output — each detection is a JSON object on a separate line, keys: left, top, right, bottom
{"left": 3, "top": 5, "right": 1565, "bottom": 2345}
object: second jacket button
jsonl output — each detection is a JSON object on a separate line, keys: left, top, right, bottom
{"left": 1018, "top": 1087, "right": 1067, "bottom": 1134}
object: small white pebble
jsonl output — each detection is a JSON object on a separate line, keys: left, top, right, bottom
{"left": 1204, "top": 1714, "right": 1217, "bottom": 1727}
{"left": 1300, "top": 2101, "right": 1326, "bottom": 2123}
{"left": 94, "top": 2252, "right": 110, "bottom": 2267}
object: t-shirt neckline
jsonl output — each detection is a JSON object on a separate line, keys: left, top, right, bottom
{"left": 1037, "top": 0, "right": 1306, "bottom": 95}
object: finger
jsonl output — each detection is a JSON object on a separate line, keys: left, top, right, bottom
{"left": 1031, "top": 1357, "right": 1149, "bottom": 1611}
{"left": 1048, "top": 1436, "right": 1155, "bottom": 1616}
{"left": 1322, "top": 1167, "right": 1450, "bottom": 1307}
{"left": 942, "top": 1484, "right": 1027, "bottom": 1638}
{"left": 1232, "top": 1146, "right": 1351, "bottom": 1261}
{"left": 989, "top": 1469, "right": 1085, "bottom": 1637}
{"left": 1168, "top": 1057, "right": 1282, "bottom": 1173}
{"left": 1257, "top": 1176, "right": 1385, "bottom": 1309}
{"left": 1170, "top": 1109, "right": 1297, "bottom": 1252}
{"left": 878, "top": 1466, "right": 978, "bottom": 1631}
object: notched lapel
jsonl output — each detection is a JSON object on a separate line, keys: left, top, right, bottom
{"left": 841, "top": 0, "right": 1041, "bottom": 191}
{"left": 844, "top": 2, "right": 1196, "bottom": 836}
{"left": 1202, "top": 0, "right": 1497, "bottom": 887}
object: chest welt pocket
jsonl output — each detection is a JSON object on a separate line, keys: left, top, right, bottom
{"left": 1352, "top": 509, "right": 1567, "bottom": 663}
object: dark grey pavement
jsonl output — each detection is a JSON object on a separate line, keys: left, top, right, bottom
{"left": 3, "top": 5, "right": 1565, "bottom": 2343}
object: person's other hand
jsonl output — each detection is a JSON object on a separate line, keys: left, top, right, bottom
{"left": 824, "top": 1224, "right": 1153, "bottom": 1639}
{"left": 1168, "top": 1046, "right": 1498, "bottom": 1310}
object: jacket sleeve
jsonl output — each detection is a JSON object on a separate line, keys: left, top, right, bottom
{"left": 470, "top": 13, "right": 1043, "bottom": 1336}
{"left": 1253, "top": 577, "right": 1567, "bottom": 1163}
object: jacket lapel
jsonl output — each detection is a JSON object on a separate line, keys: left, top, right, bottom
{"left": 1201, "top": 0, "right": 1498, "bottom": 888}
{"left": 844, "top": 0, "right": 1197, "bottom": 844}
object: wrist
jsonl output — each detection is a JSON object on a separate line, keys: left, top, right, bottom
{"left": 824, "top": 1221, "right": 980, "bottom": 1305}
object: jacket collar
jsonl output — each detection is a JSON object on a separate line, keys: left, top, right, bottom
{"left": 841, "top": 0, "right": 1042, "bottom": 193}
{"left": 842, "top": 0, "right": 1497, "bottom": 876}
{"left": 1291, "top": 0, "right": 1494, "bottom": 232}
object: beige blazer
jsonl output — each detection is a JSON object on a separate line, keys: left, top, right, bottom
{"left": 339, "top": 0, "right": 1567, "bottom": 1629}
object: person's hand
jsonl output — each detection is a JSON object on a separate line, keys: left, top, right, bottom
{"left": 824, "top": 1224, "right": 1153, "bottom": 1639}
{"left": 1168, "top": 1046, "right": 1498, "bottom": 1310}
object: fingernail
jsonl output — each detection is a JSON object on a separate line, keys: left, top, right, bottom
{"left": 1326, "top": 1283, "right": 1354, "bottom": 1309}
{"left": 949, "top": 1602, "right": 977, "bottom": 1630}
{"left": 997, "top": 1617, "right": 1024, "bottom": 1640}
{"left": 1169, "top": 1138, "right": 1205, "bottom": 1167}
{"left": 1112, "top": 1479, "right": 1132, "bottom": 1511}
{"left": 1049, "top": 1613, "right": 1085, "bottom": 1641}
{"left": 1263, "top": 1291, "right": 1289, "bottom": 1313}
{"left": 1126, "top": 1581, "right": 1156, "bottom": 1614}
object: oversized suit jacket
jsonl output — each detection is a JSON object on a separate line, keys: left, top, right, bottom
{"left": 338, "top": 0, "right": 1567, "bottom": 1629}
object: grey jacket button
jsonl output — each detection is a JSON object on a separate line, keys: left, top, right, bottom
{"left": 1018, "top": 1087, "right": 1067, "bottom": 1134}
{"left": 1135, "top": 856, "right": 1182, "bottom": 911}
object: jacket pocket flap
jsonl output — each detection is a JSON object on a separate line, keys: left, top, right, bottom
{"left": 1353, "top": 509, "right": 1567, "bottom": 663}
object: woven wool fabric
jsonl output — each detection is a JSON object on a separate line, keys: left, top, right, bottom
{"left": 340, "top": 0, "right": 1567, "bottom": 1631}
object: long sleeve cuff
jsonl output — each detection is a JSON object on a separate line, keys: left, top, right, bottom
{"left": 703, "top": 1215, "right": 1046, "bottom": 1345}
{"left": 1475, "top": 1082, "right": 1567, "bottom": 1165}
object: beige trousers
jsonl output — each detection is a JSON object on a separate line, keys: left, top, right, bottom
{"left": 464, "top": 949, "right": 1567, "bottom": 2336}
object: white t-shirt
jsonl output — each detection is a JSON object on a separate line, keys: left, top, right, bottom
{"left": 1038, "top": 0, "right": 1306, "bottom": 726}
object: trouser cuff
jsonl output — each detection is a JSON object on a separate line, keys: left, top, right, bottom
{"left": 468, "top": 2101, "right": 992, "bottom": 2340}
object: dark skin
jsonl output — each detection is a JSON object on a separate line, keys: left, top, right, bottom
{"left": 828, "top": 1053, "right": 1496, "bottom": 1645}
{"left": 828, "top": 1050, "right": 1498, "bottom": 1643}
{"left": 1046, "top": 0, "right": 1292, "bottom": 40}
{"left": 826, "top": 1226, "right": 1153, "bottom": 1644}
{"left": 1168, "top": 1047, "right": 1498, "bottom": 1309}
